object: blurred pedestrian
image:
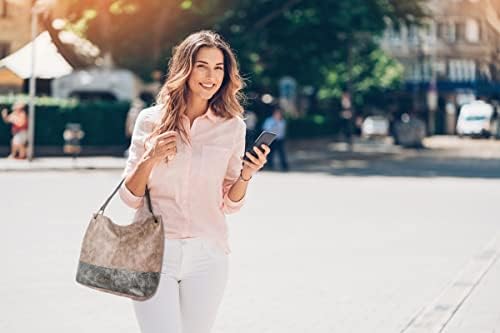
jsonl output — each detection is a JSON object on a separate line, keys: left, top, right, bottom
{"left": 263, "top": 108, "right": 289, "bottom": 171}
{"left": 124, "top": 96, "right": 146, "bottom": 158}
{"left": 119, "top": 30, "right": 271, "bottom": 333}
{"left": 1, "top": 101, "right": 28, "bottom": 159}
{"left": 243, "top": 109, "right": 257, "bottom": 151}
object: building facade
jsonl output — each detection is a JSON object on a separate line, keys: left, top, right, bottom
{"left": 0, "top": 0, "right": 71, "bottom": 93}
{"left": 381, "top": 0, "right": 500, "bottom": 134}
{"left": 0, "top": 0, "right": 32, "bottom": 57}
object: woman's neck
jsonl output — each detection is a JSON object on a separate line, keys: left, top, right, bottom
{"left": 186, "top": 95, "right": 208, "bottom": 121}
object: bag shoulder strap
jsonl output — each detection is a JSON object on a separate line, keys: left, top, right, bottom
{"left": 97, "top": 178, "right": 156, "bottom": 221}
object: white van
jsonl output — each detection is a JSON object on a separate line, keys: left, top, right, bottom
{"left": 456, "top": 100, "right": 496, "bottom": 138}
{"left": 51, "top": 67, "right": 144, "bottom": 101}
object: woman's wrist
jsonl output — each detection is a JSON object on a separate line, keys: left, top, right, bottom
{"left": 138, "top": 155, "right": 156, "bottom": 171}
{"left": 239, "top": 170, "right": 253, "bottom": 182}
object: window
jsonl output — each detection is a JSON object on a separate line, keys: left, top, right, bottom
{"left": 408, "top": 25, "right": 419, "bottom": 44}
{"left": 408, "top": 62, "right": 423, "bottom": 82}
{"left": 0, "top": 42, "right": 9, "bottom": 59}
{"left": 434, "top": 61, "right": 447, "bottom": 76}
{"left": 466, "top": 60, "right": 476, "bottom": 81}
{"left": 465, "top": 18, "right": 480, "bottom": 42}
{"left": 456, "top": 22, "right": 467, "bottom": 41}
{"left": 424, "top": 21, "right": 437, "bottom": 43}
{"left": 449, "top": 59, "right": 459, "bottom": 81}
{"left": 387, "top": 27, "right": 401, "bottom": 44}
{"left": 439, "top": 22, "right": 456, "bottom": 42}
{"left": 422, "top": 60, "right": 432, "bottom": 81}
{"left": 449, "top": 59, "right": 476, "bottom": 81}
{"left": 0, "top": 0, "right": 7, "bottom": 18}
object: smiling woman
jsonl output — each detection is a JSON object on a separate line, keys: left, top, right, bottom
{"left": 148, "top": 30, "right": 247, "bottom": 146}
{"left": 118, "top": 30, "right": 271, "bottom": 333}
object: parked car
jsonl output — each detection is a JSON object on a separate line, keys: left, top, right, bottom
{"left": 456, "top": 100, "right": 496, "bottom": 138}
{"left": 361, "top": 115, "right": 390, "bottom": 138}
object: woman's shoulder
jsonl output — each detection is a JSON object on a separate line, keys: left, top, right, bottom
{"left": 135, "top": 104, "right": 163, "bottom": 127}
{"left": 223, "top": 115, "right": 246, "bottom": 134}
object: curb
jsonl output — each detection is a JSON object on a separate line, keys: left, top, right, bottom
{"left": 400, "top": 235, "right": 500, "bottom": 332}
{"left": 0, "top": 157, "right": 126, "bottom": 172}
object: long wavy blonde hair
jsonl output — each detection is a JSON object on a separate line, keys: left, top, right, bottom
{"left": 147, "top": 30, "right": 245, "bottom": 145}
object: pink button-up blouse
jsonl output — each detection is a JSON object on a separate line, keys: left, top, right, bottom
{"left": 119, "top": 104, "right": 247, "bottom": 254}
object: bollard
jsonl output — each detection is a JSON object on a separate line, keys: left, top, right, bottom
{"left": 63, "top": 123, "right": 85, "bottom": 159}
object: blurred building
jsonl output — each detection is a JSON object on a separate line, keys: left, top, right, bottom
{"left": 381, "top": 0, "right": 500, "bottom": 134}
{"left": 0, "top": 0, "right": 113, "bottom": 96}
{"left": 0, "top": 0, "right": 69, "bottom": 57}
{"left": 0, "top": 0, "right": 32, "bottom": 91}
{"left": 0, "top": 0, "right": 71, "bottom": 93}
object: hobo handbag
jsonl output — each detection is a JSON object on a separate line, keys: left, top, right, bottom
{"left": 75, "top": 178, "right": 164, "bottom": 301}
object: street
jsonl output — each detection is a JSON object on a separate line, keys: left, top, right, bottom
{"left": 1, "top": 0, "right": 499, "bottom": 331}
{"left": 1, "top": 137, "right": 500, "bottom": 332}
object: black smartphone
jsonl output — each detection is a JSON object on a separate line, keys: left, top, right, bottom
{"left": 244, "top": 131, "right": 277, "bottom": 161}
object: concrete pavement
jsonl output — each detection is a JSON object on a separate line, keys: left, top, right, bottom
{"left": 443, "top": 250, "right": 500, "bottom": 332}
{"left": 2, "top": 136, "right": 500, "bottom": 175}
{"left": 402, "top": 236, "right": 500, "bottom": 332}
{"left": 0, "top": 136, "right": 401, "bottom": 172}
{"left": 2, "top": 136, "right": 500, "bottom": 332}
{"left": 2, "top": 171, "right": 500, "bottom": 332}
{"left": 0, "top": 156, "right": 126, "bottom": 171}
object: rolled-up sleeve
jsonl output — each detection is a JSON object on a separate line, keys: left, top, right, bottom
{"left": 221, "top": 120, "right": 246, "bottom": 214}
{"left": 119, "top": 110, "right": 151, "bottom": 209}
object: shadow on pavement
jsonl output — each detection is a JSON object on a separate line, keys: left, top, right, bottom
{"left": 280, "top": 138, "right": 500, "bottom": 179}
{"left": 286, "top": 155, "right": 500, "bottom": 179}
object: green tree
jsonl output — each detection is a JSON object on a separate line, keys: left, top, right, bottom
{"left": 213, "top": 0, "right": 427, "bottom": 99}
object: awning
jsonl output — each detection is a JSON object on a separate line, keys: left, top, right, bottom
{"left": 0, "top": 68, "right": 23, "bottom": 86}
{"left": 0, "top": 31, "right": 73, "bottom": 79}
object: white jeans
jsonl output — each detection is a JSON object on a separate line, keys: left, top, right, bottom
{"left": 133, "top": 237, "right": 229, "bottom": 333}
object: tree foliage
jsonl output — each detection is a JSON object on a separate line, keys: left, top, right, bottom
{"left": 60, "top": 0, "right": 427, "bottom": 105}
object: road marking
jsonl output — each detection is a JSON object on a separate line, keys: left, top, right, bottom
{"left": 400, "top": 235, "right": 500, "bottom": 333}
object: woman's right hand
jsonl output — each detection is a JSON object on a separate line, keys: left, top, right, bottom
{"left": 143, "top": 131, "right": 177, "bottom": 164}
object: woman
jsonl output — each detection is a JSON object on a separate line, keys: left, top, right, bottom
{"left": 1, "top": 101, "right": 28, "bottom": 159}
{"left": 119, "top": 30, "right": 270, "bottom": 333}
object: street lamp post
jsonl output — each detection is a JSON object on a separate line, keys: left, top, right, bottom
{"left": 27, "top": 5, "right": 38, "bottom": 161}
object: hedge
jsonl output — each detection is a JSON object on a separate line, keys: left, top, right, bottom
{"left": 285, "top": 114, "right": 340, "bottom": 139}
{"left": 0, "top": 99, "right": 130, "bottom": 146}
{"left": 0, "top": 97, "right": 340, "bottom": 146}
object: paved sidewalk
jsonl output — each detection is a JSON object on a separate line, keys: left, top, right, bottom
{"left": 401, "top": 236, "right": 500, "bottom": 333}
{"left": 0, "top": 156, "right": 126, "bottom": 171}
{"left": 2, "top": 172, "right": 500, "bottom": 332}
{"left": 2, "top": 139, "right": 500, "bottom": 332}
{"left": 0, "top": 137, "right": 401, "bottom": 172}
{"left": 443, "top": 252, "right": 500, "bottom": 332}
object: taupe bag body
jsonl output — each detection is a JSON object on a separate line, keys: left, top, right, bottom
{"left": 76, "top": 179, "right": 164, "bottom": 301}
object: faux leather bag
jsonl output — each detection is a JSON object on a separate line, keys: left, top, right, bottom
{"left": 75, "top": 179, "right": 164, "bottom": 301}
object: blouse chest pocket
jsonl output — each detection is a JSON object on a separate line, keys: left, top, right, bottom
{"left": 200, "top": 145, "right": 231, "bottom": 182}
{"left": 147, "top": 148, "right": 185, "bottom": 198}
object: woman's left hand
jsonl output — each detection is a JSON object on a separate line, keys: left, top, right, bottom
{"left": 241, "top": 144, "right": 271, "bottom": 180}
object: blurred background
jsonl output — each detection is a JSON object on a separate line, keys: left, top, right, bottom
{"left": 1, "top": 0, "right": 500, "bottom": 155}
{"left": 2, "top": 1, "right": 500, "bottom": 332}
